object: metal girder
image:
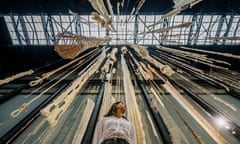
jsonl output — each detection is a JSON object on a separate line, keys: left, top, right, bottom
{"left": 3, "top": 13, "right": 240, "bottom": 46}
{"left": 48, "top": 15, "right": 56, "bottom": 42}
{"left": 223, "top": 14, "right": 234, "bottom": 45}
{"left": 161, "top": 18, "right": 169, "bottom": 45}
{"left": 143, "top": 15, "right": 147, "bottom": 45}
{"left": 98, "top": 22, "right": 101, "bottom": 38}
{"left": 125, "top": 16, "right": 128, "bottom": 42}
{"left": 214, "top": 15, "right": 226, "bottom": 44}
{"left": 114, "top": 16, "right": 118, "bottom": 43}
{"left": 137, "top": 15, "right": 161, "bottom": 44}
{"left": 10, "top": 15, "right": 23, "bottom": 45}
{"left": 30, "top": 15, "right": 40, "bottom": 45}
{"left": 58, "top": 15, "right": 63, "bottom": 33}
{"left": 152, "top": 15, "right": 156, "bottom": 44}
{"left": 19, "top": 16, "right": 31, "bottom": 45}
{"left": 41, "top": 14, "right": 51, "bottom": 45}
{"left": 193, "top": 14, "right": 203, "bottom": 45}
{"left": 68, "top": 15, "right": 73, "bottom": 33}
{"left": 133, "top": 14, "right": 139, "bottom": 44}
{"left": 178, "top": 15, "right": 184, "bottom": 43}
{"left": 204, "top": 15, "right": 214, "bottom": 44}
{"left": 88, "top": 16, "right": 91, "bottom": 36}
{"left": 73, "top": 15, "right": 82, "bottom": 35}
{"left": 187, "top": 14, "right": 196, "bottom": 45}
{"left": 233, "top": 17, "right": 240, "bottom": 37}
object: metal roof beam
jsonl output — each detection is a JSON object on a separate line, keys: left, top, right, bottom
{"left": 41, "top": 14, "right": 51, "bottom": 45}
{"left": 223, "top": 14, "right": 234, "bottom": 45}
{"left": 187, "top": 14, "right": 196, "bottom": 45}
{"left": 19, "top": 16, "right": 31, "bottom": 45}
{"left": 193, "top": 14, "right": 203, "bottom": 45}
{"left": 134, "top": 14, "right": 139, "bottom": 44}
{"left": 10, "top": 15, "right": 22, "bottom": 45}
{"left": 48, "top": 15, "right": 56, "bottom": 42}
{"left": 214, "top": 14, "right": 226, "bottom": 44}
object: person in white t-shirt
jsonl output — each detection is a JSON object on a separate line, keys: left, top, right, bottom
{"left": 92, "top": 101, "right": 136, "bottom": 144}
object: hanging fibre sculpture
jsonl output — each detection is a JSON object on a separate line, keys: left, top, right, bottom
{"left": 54, "top": 32, "right": 111, "bottom": 59}
{"left": 0, "top": 69, "right": 34, "bottom": 86}
{"left": 89, "top": 0, "right": 115, "bottom": 31}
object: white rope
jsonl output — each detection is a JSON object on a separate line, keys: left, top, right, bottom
{"left": 72, "top": 99, "right": 95, "bottom": 143}
{"left": 121, "top": 53, "right": 146, "bottom": 144}
{"left": 0, "top": 69, "right": 34, "bottom": 86}
{"left": 41, "top": 48, "right": 106, "bottom": 127}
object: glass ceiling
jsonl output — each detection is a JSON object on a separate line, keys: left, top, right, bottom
{"left": 3, "top": 14, "right": 240, "bottom": 46}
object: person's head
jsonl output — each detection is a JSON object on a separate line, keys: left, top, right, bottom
{"left": 104, "top": 101, "right": 127, "bottom": 119}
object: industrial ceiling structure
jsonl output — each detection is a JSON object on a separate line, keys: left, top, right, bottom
{"left": 0, "top": 0, "right": 240, "bottom": 144}
{"left": 0, "top": 0, "right": 239, "bottom": 73}
{"left": 0, "top": 0, "right": 240, "bottom": 47}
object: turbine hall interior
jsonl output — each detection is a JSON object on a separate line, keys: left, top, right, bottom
{"left": 0, "top": 0, "right": 240, "bottom": 143}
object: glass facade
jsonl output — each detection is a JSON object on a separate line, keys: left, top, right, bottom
{"left": 3, "top": 14, "right": 240, "bottom": 46}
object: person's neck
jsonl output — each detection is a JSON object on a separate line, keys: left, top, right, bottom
{"left": 113, "top": 113, "right": 122, "bottom": 118}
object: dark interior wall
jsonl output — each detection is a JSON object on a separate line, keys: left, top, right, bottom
{"left": 0, "top": 45, "right": 62, "bottom": 78}
{"left": 0, "top": 17, "right": 12, "bottom": 46}
{"left": 0, "top": 0, "right": 239, "bottom": 14}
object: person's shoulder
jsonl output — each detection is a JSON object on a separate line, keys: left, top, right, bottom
{"left": 97, "top": 117, "right": 107, "bottom": 122}
{"left": 101, "top": 116, "right": 113, "bottom": 120}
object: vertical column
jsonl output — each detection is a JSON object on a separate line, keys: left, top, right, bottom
{"left": 134, "top": 14, "right": 139, "bottom": 44}
{"left": 214, "top": 15, "right": 226, "bottom": 45}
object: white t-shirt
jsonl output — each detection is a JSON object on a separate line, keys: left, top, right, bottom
{"left": 92, "top": 116, "right": 136, "bottom": 144}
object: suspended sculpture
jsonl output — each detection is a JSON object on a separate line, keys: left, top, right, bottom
{"left": 155, "top": 45, "right": 231, "bottom": 70}
{"left": 129, "top": 43, "right": 175, "bottom": 76}
{"left": 0, "top": 69, "right": 34, "bottom": 86}
{"left": 144, "top": 66, "right": 191, "bottom": 144}
{"left": 89, "top": 0, "right": 115, "bottom": 31}
{"left": 117, "top": 2, "right": 121, "bottom": 15}
{"left": 127, "top": 0, "right": 145, "bottom": 22}
{"left": 116, "top": 0, "right": 125, "bottom": 15}
{"left": 164, "top": 0, "right": 203, "bottom": 18}
{"left": 29, "top": 51, "right": 94, "bottom": 86}
{"left": 142, "top": 22, "right": 192, "bottom": 34}
{"left": 180, "top": 46, "right": 240, "bottom": 59}
{"left": 128, "top": 50, "right": 151, "bottom": 80}
{"left": 100, "top": 47, "right": 118, "bottom": 81}
{"left": 10, "top": 54, "right": 96, "bottom": 118}
{"left": 106, "top": 0, "right": 114, "bottom": 16}
{"left": 98, "top": 48, "right": 118, "bottom": 118}
{"left": 10, "top": 48, "right": 101, "bottom": 119}
{"left": 72, "top": 99, "right": 95, "bottom": 143}
{"left": 148, "top": 0, "right": 203, "bottom": 28}
{"left": 153, "top": 45, "right": 240, "bottom": 94}
{"left": 121, "top": 49, "right": 146, "bottom": 144}
{"left": 41, "top": 48, "right": 106, "bottom": 127}
{"left": 54, "top": 32, "right": 110, "bottom": 59}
